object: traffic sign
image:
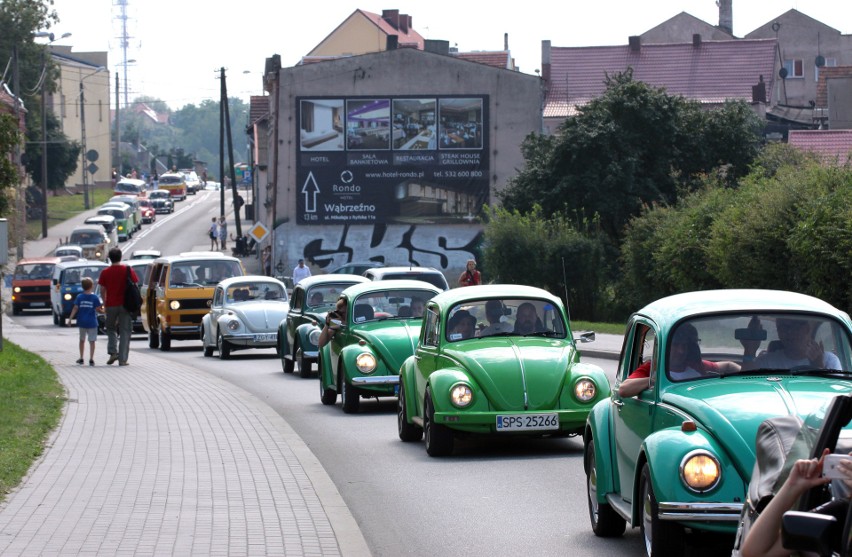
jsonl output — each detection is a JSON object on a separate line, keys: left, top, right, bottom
{"left": 248, "top": 222, "right": 269, "bottom": 243}
{"left": 87, "top": 163, "right": 99, "bottom": 175}
{"left": 86, "top": 149, "right": 99, "bottom": 162}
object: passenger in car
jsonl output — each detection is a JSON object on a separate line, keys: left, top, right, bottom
{"left": 447, "top": 310, "right": 476, "bottom": 340}
{"left": 318, "top": 296, "right": 347, "bottom": 349}
{"left": 741, "top": 316, "right": 842, "bottom": 371}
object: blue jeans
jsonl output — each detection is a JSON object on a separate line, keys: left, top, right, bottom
{"left": 105, "top": 305, "right": 132, "bottom": 363}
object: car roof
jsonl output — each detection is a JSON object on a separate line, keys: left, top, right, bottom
{"left": 149, "top": 189, "right": 171, "bottom": 195}
{"left": 427, "top": 284, "right": 564, "bottom": 311}
{"left": 100, "top": 202, "right": 131, "bottom": 209}
{"left": 366, "top": 266, "right": 441, "bottom": 275}
{"left": 16, "top": 256, "right": 62, "bottom": 265}
{"left": 152, "top": 253, "right": 242, "bottom": 264}
{"left": 71, "top": 224, "right": 107, "bottom": 232}
{"left": 85, "top": 215, "right": 116, "bottom": 223}
{"left": 296, "top": 274, "right": 370, "bottom": 289}
{"left": 117, "top": 178, "right": 145, "bottom": 186}
{"left": 217, "top": 275, "right": 288, "bottom": 289}
{"left": 339, "top": 279, "right": 444, "bottom": 299}
{"left": 635, "top": 289, "right": 850, "bottom": 326}
{"left": 56, "top": 259, "right": 108, "bottom": 270}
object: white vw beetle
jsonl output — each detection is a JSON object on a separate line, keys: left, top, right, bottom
{"left": 201, "top": 275, "right": 290, "bottom": 359}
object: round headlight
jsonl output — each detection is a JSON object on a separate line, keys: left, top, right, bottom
{"left": 227, "top": 320, "right": 240, "bottom": 331}
{"left": 574, "top": 378, "right": 597, "bottom": 402}
{"left": 355, "top": 352, "right": 376, "bottom": 373}
{"left": 308, "top": 329, "right": 321, "bottom": 346}
{"left": 63, "top": 293, "right": 73, "bottom": 301}
{"left": 681, "top": 451, "right": 721, "bottom": 492}
{"left": 450, "top": 384, "right": 473, "bottom": 407}
{"left": 13, "top": 286, "right": 21, "bottom": 293}
{"left": 169, "top": 300, "right": 181, "bottom": 310}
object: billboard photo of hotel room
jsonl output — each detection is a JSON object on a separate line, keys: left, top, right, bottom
{"left": 393, "top": 179, "right": 484, "bottom": 222}
{"left": 299, "top": 99, "right": 344, "bottom": 151}
{"left": 347, "top": 99, "right": 391, "bottom": 150}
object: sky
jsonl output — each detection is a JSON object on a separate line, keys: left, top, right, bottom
{"left": 45, "top": 0, "right": 852, "bottom": 110}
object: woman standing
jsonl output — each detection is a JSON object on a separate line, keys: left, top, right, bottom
{"left": 458, "top": 259, "right": 481, "bottom": 287}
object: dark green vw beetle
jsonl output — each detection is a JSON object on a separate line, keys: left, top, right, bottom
{"left": 584, "top": 289, "right": 852, "bottom": 556}
{"left": 318, "top": 280, "right": 443, "bottom": 413}
{"left": 278, "top": 274, "right": 369, "bottom": 377}
{"left": 397, "top": 284, "right": 608, "bottom": 457}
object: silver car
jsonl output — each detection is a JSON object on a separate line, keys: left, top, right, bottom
{"left": 200, "top": 276, "right": 290, "bottom": 359}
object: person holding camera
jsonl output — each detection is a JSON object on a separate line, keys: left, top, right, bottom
{"left": 318, "top": 296, "right": 347, "bottom": 349}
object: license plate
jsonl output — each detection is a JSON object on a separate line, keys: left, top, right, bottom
{"left": 253, "top": 333, "right": 276, "bottom": 342}
{"left": 30, "top": 302, "right": 45, "bottom": 307}
{"left": 496, "top": 413, "right": 559, "bottom": 432}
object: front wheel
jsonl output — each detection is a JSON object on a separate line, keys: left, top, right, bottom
{"left": 424, "top": 390, "right": 453, "bottom": 457}
{"left": 218, "top": 333, "right": 231, "bottom": 360}
{"left": 320, "top": 373, "right": 337, "bottom": 405}
{"left": 297, "top": 345, "right": 312, "bottom": 378}
{"left": 586, "top": 438, "right": 626, "bottom": 537}
{"left": 398, "top": 381, "right": 423, "bottom": 442}
{"left": 340, "top": 371, "right": 360, "bottom": 414}
{"left": 640, "top": 463, "right": 685, "bottom": 556}
{"left": 149, "top": 327, "right": 159, "bottom": 349}
{"left": 159, "top": 327, "right": 171, "bottom": 351}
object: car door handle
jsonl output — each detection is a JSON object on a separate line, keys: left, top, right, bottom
{"left": 613, "top": 399, "right": 624, "bottom": 408}
{"left": 414, "top": 355, "right": 421, "bottom": 361}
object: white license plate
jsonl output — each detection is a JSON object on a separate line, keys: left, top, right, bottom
{"left": 496, "top": 413, "right": 559, "bottom": 432}
{"left": 253, "top": 333, "right": 276, "bottom": 342}
{"left": 30, "top": 302, "right": 46, "bottom": 307}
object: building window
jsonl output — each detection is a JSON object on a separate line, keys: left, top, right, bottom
{"left": 815, "top": 57, "right": 837, "bottom": 81}
{"left": 783, "top": 59, "right": 804, "bottom": 79}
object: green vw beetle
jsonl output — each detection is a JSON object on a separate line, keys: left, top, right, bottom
{"left": 278, "top": 274, "right": 369, "bottom": 377}
{"left": 397, "top": 284, "right": 608, "bottom": 457}
{"left": 318, "top": 280, "right": 443, "bottom": 413}
{"left": 584, "top": 289, "right": 852, "bottom": 556}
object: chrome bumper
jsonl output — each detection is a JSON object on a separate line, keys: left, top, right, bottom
{"left": 352, "top": 375, "right": 400, "bottom": 386}
{"left": 657, "top": 501, "right": 744, "bottom": 522}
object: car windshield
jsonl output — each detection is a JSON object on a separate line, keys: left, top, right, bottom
{"left": 63, "top": 266, "right": 104, "bottom": 285}
{"left": 14, "top": 263, "right": 55, "bottom": 280}
{"left": 444, "top": 298, "right": 568, "bottom": 342}
{"left": 378, "top": 272, "right": 447, "bottom": 290}
{"left": 159, "top": 176, "right": 181, "bottom": 184}
{"left": 666, "top": 313, "right": 852, "bottom": 382}
{"left": 226, "top": 283, "right": 287, "bottom": 303}
{"left": 168, "top": 260, "right": 243, "bottom": 287}
{"left": 305, "top": 283, "right": 357, "bottom": 310}
{"left": 150, "top": 191, "right": 169, "bottom": 199}
{"left": 351, "top": 289, "right": 437, "bottom": 322}
{"left": 69, "top": 230, "right": 103, "bottom": 244}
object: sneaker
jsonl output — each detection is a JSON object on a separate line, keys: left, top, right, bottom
{"left": 89, "top": 360, "right": 95, "bottom": 366}
{"left": 118, "top": 361, "right": 129, "bottom": 366}
{"left": 76, "top": 358, "right": 84, "bottom": 365}
{"left": 106, "top": 354, "right": 118, "bottom": 365}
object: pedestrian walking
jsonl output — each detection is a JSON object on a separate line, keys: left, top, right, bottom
{"left": 68, "top": 277, "right": 104, "bottom": 366}
{"left": 292, "top": 258, "right": 311, "bottom": 285}
{"left": 97, "top": 248, "right": 138, "bottom": 366}
{"left": 218, "top": 216, "right": 228, "bottom": 251}
{"left": 208, "top": 217, "right": 219, "bottom": 250}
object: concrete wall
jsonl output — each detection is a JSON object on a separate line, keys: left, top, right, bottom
{"left": 264, "top": 48, "right": 542, "bottom": 281}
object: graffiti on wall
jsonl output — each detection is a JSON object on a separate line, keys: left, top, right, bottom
{"left": 299, "top": 223, "right": 482, "bottom": 272}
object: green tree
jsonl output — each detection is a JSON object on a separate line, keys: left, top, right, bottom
{"left": 24, "top": 110, "right": 80, "bottom": 194}
{"left": 0, "top": 113, "right": 20, "bottom": 215}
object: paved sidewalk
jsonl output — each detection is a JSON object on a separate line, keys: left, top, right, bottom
{"left": 0, "top": 319, "right": 369, "bottom": 557}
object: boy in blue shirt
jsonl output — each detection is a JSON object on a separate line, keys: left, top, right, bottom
{"left": 69, "top": 277, "right": 104, "bottom": 366}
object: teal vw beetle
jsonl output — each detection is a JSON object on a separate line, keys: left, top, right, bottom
{"left": 318, "top": 280, "right": 443, "bottom": 413}
{"left": 584, "top": 289, "right": 852, "bottom": 556}
{"left": 397, "top": 285, "right": 609, "bottom": 457}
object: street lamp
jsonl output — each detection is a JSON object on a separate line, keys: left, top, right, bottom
{"left": 35, "top": 31, "right": 71, "bottom": 238}
{"left": 79, "top": 66, "right": 105, "bottom": 210}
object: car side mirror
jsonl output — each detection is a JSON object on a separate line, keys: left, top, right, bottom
{"left": 575, "top": 331, "right": 596, "bottom": 344}
{"left": 735, "top": 328, "right": 768, "bottom": 341}
{"left": 781, "top": 510, "right": 837, "bottom": 556}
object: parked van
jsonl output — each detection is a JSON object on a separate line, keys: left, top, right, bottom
{"left": 97, "top": 203, "right": 133, "bottom": 241}
{"left": 50, "top": 259, "right": 108, "bottom": 326}
{"left": 11, "top": 256, "right": 62, "bottom": 314}
{"left": 68, "top": 225, "right": 110, "bottom": 261}
{"left": 84, "top": 214, "right": 120, "bottom": 247}
{"left": 157, "top": 172, "right": 187, "bottom": 201}
{"left": 114, "top": 178, "right": 145, "bottom": 196}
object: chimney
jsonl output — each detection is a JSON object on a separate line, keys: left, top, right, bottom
{"left": 752, "top": 75, "right": 766, "bottom": 103}
{"left": 399, "top": 15, "right": 410, "bottom": 34}
{"left": 386, "top": 35, "right": 398, "bottom": 50}
{"left": 692, "top": 34, "right": 702, "bottom": 47}
{"left": 382, "top": 9, "right": 400, "bottom": 30}
{"left": 542, "top": 40, "right": 552, "bottom": 84}
{"left": 504, "top": 33, "right": 509, "bottom": 51}
{"left": 718, "top": 0, "right": 733, "bottom": 35}
{"left": 628, "top": 35, "right": 641, "bottom": 52}
{"left": 424, "top": 39, "right": 450, "bottom": 56}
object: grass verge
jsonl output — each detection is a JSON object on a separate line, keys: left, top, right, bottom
{"left": 0, "top": 340, "right": 65, "bottom": 501}
{"left": 25, "top": 188, "right": 116, "bottom": 240}
{"left": 572, "top": 320, "right": 625, "bottom": 335}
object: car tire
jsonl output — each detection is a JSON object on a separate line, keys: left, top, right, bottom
{"left": 424, "top": 390, "right": 453, "bottom": 457}
{"left": 159, "top": 327, "right": 171, "bottom": 351}
{"left": 586, "top": 438, "right": 626, "bottom": 537}
{"left": 297, "top": 345, "right": 311, "bottom": 378}
{"left": 282, "top": 354, "right": 294, "bottom": 373}
{"left": 12, "top": 304, "right": 22, "bottom": 316}
{"left": 640, "top": 463, "right": 684, "bottom": 556}
{"left": 398, "top": 381, "right": 423, "bottom": 442}
{"left": 203, "top": 337, "right": 214, "bottom": 357}
{"left": 52, "top": 307, "right": 59, "bottom": 325}
{"left": 149, "top": 327, "right": 159, "bottom": 349}
{"left": 320, "top": 373, "right": 337, "bottom": 406}
{"left": 340, "top": 369, "right": 360, "bottom": 414}
{"left": 218, "top": 333, "right": 231, "bottom": 360}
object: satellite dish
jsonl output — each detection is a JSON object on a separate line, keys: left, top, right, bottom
{"left": 779, "top": 67, "right": 788, "bottom": 79}
{"left": 815, "top": 55, "right": 826, "bottom": 67}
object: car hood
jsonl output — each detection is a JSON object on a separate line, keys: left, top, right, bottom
{"left": 352, "top": 320, "right": 421, "bottom": 373}
{"left": 226, "top": 301, "right": 290, "bottom": 332}
{"left": 443, "top": 338, "right": 575, "bottom": 411}
{"left": 662, "top": 376, "right": 852, "bottom": 477}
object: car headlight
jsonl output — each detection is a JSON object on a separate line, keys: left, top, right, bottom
{"left": 13, "top": 286, "right": 20, "bottom": 293}
{"left": 227, "top": 320, "right": 240, "bottom": 331}
{"left": 680, "top": 451, "right": 721, "bottom": 492}
{"left": 63, "top": 293, "right": 73, "bottom": 301}
{"left": 574, "top": 378, "right": 597, "bottom": 402}
{"left": 308, "top": 329, "right": 321, "bottom": 346}
{"left": 355, "top": 352, "right": 376, "bottom": 373}
{"left": 169, "top": 300, "right": 181, "bottom": 310}
{"left": 450, "top": 383, "right": 473, "bottom": 407}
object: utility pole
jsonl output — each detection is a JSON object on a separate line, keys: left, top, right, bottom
{"left": 114, "top": 73, "right": 120, "bottom": 178}
{"left": 13, "top": 46, "right": 24, "bottom": 259}
{"left": 222, "top": 71, "right": 242, "bottom": 238}
{"left": 80, "top": 80, "right": 90, "bottom": 210}
{"left": 219, "top": 67, "right": 225, "bottom": 218}
{"left": 40, "top": 48, "right": 49, "bottom": 238}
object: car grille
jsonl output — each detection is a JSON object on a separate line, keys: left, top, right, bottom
{"left": 178, "top": 298, "right": 213, "bottom": 311}
{"left": 18, "top": 285, "right": 51, "bottom": 294}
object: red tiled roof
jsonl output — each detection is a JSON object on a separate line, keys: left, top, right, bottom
{"left": 455, "top": 51, "right": 514, "bottom": 70}
{"left": 249, "top": 95, "right": 269, "bottom": 125}
{"left": 544, "top": 38, "right": 777, "bottom": 118}
{"left": 788, "top": 129, "right": 852, "bottom": 164}
{"left": 816, "top": 66, "right": 852, "bottom": 108}
{"left": 360, "top": 10, "right": 424, "bottom": 49}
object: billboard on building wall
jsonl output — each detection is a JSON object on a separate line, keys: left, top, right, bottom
{"left": 296, "top": 96, "right": 489, "bottom": 225}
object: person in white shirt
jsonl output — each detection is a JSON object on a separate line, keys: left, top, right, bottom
{"left": 742, "top": 316, "right": 842, "bottom": 371}
{"left": 480, "top": 300, "right": 513, "bottom": 336}
{"left": 292, "top": 259, "right": 312, "bottom": 285}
